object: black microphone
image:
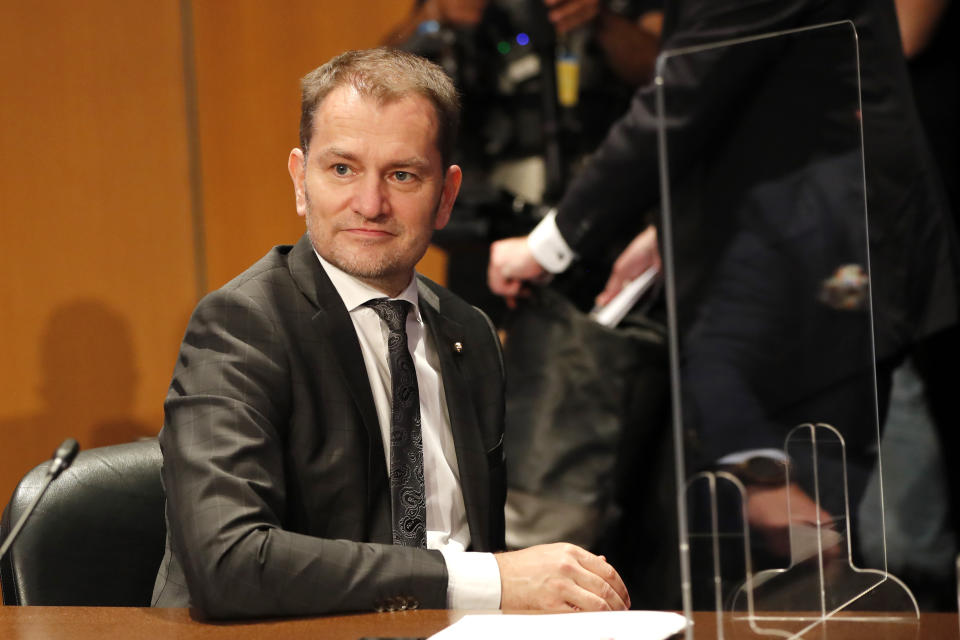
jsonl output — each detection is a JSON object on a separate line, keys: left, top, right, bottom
{"left": 47, "top": 438, "right": 80, "bottom": 478}
{"left": 0, "top": 438, "right": 80, "bottom": 561}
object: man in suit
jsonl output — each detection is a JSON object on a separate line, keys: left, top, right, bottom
{"left": 152, "top": 48, "right": 629, "bottom": 619}
{"left": 487, "top": 0, "right": 958, "bottom": 558}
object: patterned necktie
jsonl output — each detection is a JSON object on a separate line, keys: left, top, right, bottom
{"left": 364, "top": 298, "right": 427, "bottom": 548}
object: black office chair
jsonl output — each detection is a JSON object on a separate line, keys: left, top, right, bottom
{"left": 0, "top": 439, "right": 165, "bottom": 605}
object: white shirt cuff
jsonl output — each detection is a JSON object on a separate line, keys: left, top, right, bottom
{"left": 527, "top": 209, "right": 576, "bottom": 274}
{"left": 440, "top": 549, "right": 502, "bottom": 609}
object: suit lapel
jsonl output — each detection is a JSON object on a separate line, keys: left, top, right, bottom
{"left": 417, "top": 279, "right": 491, "bottom": 550}
{"left": 288, "top": 235, "right": 389, "bottom": 525}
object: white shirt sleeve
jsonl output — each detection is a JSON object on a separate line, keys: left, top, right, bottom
{"left": 440, "top": 549, "right": 502, "bottom": 609}
{"left": 527, "top": 209, "right": 576, "bottom": 274}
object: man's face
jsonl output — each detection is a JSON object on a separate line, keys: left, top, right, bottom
{"left": 288, "top": 85, "right": 461, "bottom": 296}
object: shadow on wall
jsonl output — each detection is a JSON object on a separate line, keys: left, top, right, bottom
{"left": 0, "top": 299, "right": 156, "bottom": 495}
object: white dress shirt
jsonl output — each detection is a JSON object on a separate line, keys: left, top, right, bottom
{"left": 315, "top": 253, "right": 501, "bottom": 609}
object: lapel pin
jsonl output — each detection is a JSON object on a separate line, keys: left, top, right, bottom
{"left": 453, "top": 341, "right": 463, "bottom": 354}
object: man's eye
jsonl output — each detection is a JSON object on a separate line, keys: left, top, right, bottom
{"left": 394, "top": 171, "right": 412, "bottom": 182}
{"left": 333, "top": 164, "right": 350, "bottom": 176}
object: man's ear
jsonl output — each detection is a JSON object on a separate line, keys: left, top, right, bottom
{"left": 434, "top": 164, "right": 462, "bottom": 231}
{"left": 288, "top": 147, "right": 307, "bottom": 218}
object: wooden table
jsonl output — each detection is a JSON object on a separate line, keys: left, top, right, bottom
{"left": 0, "top": 607, "right": 956, "bottom": 639}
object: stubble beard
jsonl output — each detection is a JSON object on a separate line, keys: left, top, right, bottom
{"left": 303, "top": 188, "right": 433, "bottom": 290}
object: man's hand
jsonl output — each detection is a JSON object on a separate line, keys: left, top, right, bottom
{"left": 595, "top": 225, "right": 660, "bottom": 308}
{"left": 544, "top": 0, "right": 600, "bottom": 34}
{"left": 496, "top": 543, "right": 630, "bottom": 611}
{"left": 746, "top": 483, "right": 837, "bottom": 559}
{"left": 488, "top": 236, "right": 549, "bottom": 307}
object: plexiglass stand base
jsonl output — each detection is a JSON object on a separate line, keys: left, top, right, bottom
{"left": 683, "top": 425, "right": 917, "bottom": 639}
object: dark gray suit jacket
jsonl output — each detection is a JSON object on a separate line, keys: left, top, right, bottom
{"left": 151, "top": 234, "right": 506, "bottom": 619}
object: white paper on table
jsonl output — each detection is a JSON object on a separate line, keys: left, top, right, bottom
{"left": 589, "top": 266, "right": 660, "bottom": 328}
{"left": 429, "top": 611, "right": 688, "bottom": 640}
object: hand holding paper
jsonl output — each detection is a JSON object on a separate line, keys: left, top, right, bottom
{"left": 595, "top": 225, "right": 661, "bottom": 308}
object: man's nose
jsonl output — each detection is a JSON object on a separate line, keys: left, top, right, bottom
{"left": 351, "top": 175, "right": 389, "bottom": 219}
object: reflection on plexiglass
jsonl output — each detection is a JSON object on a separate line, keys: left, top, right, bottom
{"left": 658, "top": 21, "right": 920, "bottom": 639}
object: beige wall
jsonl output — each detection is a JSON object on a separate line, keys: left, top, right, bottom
{"left": 0, "top": 1, "right": 445, "bottom": 529}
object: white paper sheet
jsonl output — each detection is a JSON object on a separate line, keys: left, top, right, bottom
{"left": 429, "top": 611, "right": 688, "bottom": 640}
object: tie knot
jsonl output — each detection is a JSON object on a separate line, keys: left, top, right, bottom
{"left": 364, "top": 298, "right": 411, "bottom": 333}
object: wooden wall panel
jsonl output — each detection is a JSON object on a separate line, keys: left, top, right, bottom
{"left": 0, "top": 2, "right": 453, "bottom": 585}
{"left": 0, "top": 2, "right": 196, "bottom": 510}
{"left": 190, "top": 0, "right": 447, "bottom": 289}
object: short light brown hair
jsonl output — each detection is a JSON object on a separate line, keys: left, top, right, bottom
{"left": 299, "top": 48, "right": 460, "bottom": 167}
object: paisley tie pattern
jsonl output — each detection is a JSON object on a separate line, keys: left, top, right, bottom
{"left": 364, "top": 298, "right": 426, "bottom": 548}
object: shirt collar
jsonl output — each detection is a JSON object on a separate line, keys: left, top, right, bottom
{"left": 314, "top": 250, "right": 422, "bottom": 322}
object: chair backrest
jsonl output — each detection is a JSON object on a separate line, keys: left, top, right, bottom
{"left": 0, "top": 439, "right": 165, "bottom": 605}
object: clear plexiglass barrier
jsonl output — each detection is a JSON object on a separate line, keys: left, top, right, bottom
{"left": 656, "top": 21, "right": 919, "bottom": 638}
